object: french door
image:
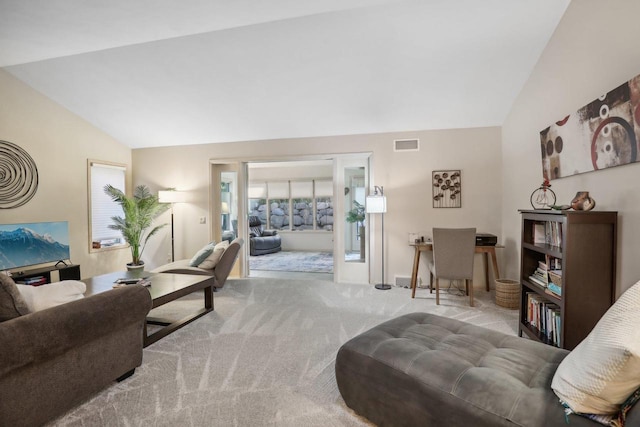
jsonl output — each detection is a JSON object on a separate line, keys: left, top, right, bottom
{"left": 334, "top": 155, "right": 371, "bottom": 284}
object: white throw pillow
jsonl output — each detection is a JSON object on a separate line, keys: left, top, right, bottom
{"left": 16, "top": 280, "right": 86, "bottom": 312}
{"left": 198, "top": 240, "right": 229, "bottom": 270}
{"left": 551, "top": 280, "right": 640, "bottom": 415}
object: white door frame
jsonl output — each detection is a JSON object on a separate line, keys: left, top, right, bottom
{"left": 209, "top": 153, "right": 372, "bottom": 284}
{"left": 333, "top": 154, "right": 371, "bottom": 284}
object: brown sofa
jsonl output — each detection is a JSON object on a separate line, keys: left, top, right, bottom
{"left": 151, "top": 238, "right": 243, "bottom": 290}
{"left": 0, "top": 285, "right": 152, "bottom": 427}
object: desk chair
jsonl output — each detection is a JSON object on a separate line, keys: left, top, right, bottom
{"left": 428, "top": 228, "right": 476, "bottom": 307}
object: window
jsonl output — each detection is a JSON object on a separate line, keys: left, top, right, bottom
{"left": 248, "top": 179, "right": 334, "bottom": 232}
{"left": 267, "top": 181, "right": 289, "bottom": 230}
{"left": 315, "top": 180, "right": 333, "bottom": 232}
{"left": 248, "top": 182, "right": 267, "bottom": 225}
{"left": 88, "top": 160, "right": 126, "bottom": 251}
{"left": 291, "top": 181, "right": 313, "bottom": 231}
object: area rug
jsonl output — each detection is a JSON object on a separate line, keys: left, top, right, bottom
{"left": 49, "top": 277, "right": 518, "bottom": 426}
{"left": 250, "top": 251, "right": 333, "bottom": 273}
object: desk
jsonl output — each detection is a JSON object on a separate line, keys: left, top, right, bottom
{"left": 410, "top": 242, "right": 502, "bottom": 298}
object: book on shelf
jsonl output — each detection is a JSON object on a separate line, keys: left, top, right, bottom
{"left": 528, "top": 274, "right": 547, "bottom": 288}
{"left": 546, "top": 282, "right": 562, "bottom": 296}
{"left": 534, "top": 223, "right": 546, "bottom": 244}
{"left": 546, "top": 255, "right": 561, "bottom": 271}
{"left": 547, "top": 221, "right": 563, "bottom": 247}
{"left": 16, "top": 276, "right": 47, "bottom": 286}
{"left": 525, "top": 292, "right": 562, "bottom": 346}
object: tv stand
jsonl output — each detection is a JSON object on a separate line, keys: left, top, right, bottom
{"left": 11, "top": 263, "right": 80, "bottom": 284}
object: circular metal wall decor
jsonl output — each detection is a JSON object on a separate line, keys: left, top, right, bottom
{"left": 0, "top": 140, "right": 39, "bottom": 209}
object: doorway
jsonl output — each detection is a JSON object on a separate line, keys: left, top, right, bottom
{"left": 210, "top": 153, "right": 372, "bottom": 284}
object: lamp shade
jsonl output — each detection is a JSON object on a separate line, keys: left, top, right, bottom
{"left": 221, "top": 201, "right": 230, "bottom": 214}
{"left": 366, "top": 195, "right": 387, "bottom": 213}
{"left": 158, "top": 190, "right": 187, "bottom": 203}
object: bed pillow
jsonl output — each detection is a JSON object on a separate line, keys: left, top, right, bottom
{"left": 198, "top": 240, "right": 230, "bottom": 270}
{"left": 16, "top": 280, "right": 86, "bottom": 312}
{"left": 189, "top": 242, "right": 215, "bottom": 266}
{"left": 551, "top": 280, "right": 640, "bottom": 415}
{"left": 0, "top": 274, "right": 30, "bottom": 321}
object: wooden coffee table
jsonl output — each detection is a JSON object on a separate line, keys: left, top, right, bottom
{"left": 83, "top": 271, "right": 214, "bottom": 347}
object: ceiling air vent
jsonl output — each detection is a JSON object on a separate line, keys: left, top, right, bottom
{"left": 394, "top": 139, "right": 419, "bottom": 152}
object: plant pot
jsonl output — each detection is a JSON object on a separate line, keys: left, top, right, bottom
{"left": 126, "top": 262, "right": 145, "bottom": 271}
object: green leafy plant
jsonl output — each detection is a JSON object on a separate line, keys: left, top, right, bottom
{"left": 104, "top": 184, "right": 168, "bottom": 266}
{"left": 346, "top": 200, "right": 366, "bottom": 229}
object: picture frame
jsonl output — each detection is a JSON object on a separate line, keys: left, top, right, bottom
{"left": 432, "top": 170, "right": 461, "bottom": 208}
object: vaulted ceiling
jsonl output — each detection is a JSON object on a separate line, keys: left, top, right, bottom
{"left": 1, "top": 0, "right": 570, "bottom": 148}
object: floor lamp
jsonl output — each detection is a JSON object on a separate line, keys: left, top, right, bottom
{"left": 366, "top": 186, "right": 390, "bottom": 290}
{"left": 158, "top": 190, "right": 187, "bottom": 262}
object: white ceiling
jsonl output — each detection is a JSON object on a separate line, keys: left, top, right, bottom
{"left": 1, "top": 0, "right": 570, "bottom": 149}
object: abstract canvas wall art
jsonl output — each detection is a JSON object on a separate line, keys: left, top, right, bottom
{"left": 540, "top": 73, "right": 640, "bottom": 180}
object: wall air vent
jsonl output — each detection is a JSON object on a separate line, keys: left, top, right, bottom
{"left": 393, "top": 139, "right": 419, "bottom": 152}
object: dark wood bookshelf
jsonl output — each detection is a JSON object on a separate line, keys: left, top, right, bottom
{"left": 519, "top": 210, "right": 617, "bottom": 350}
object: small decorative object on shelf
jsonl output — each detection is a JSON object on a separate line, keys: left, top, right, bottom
{"left": 570, "top": 191, "right": 596, "bottom": 211}
{"left": 530, "top": 179, "right": 556, "bottom": 209}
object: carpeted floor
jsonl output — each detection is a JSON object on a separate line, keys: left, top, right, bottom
{"left": 49, "top": 277, "right": 519, "bottom": 426}
{"left": 250, "top": 251, "right": 334, "bottom": 273}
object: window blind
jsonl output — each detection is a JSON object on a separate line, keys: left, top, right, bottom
{"left": 268, "top": 181, "right": 289, "bottom": 198}
{"left": 248, "top": 182, "right": 267, "bottom": 198}
{"left": 315, "top": 180, "right": 333, "bottom": 197}
{"left": 291, "top": 181, "right": 313, "bottom": 198}
{"left": 90, "top": 162, "right": 125, "bottom": 244}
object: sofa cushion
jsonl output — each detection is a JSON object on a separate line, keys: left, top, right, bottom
{"left": 16, "top": 280, "right": 86, "bottom": 312}
{"left": 189, "top": 242, "right": 215, "bottom": 266}
{"left": 198, "top": 240, "right": 229, "bottom": 269}
{"left": 0, "top": 274, "right": 30, "bottom": 321}
{"left": 552, "top": 280, "right": 640, "bottom": 415}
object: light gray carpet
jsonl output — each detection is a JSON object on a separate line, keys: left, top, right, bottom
{"left": 49, "top": 277, "right": 519, "bottom": 426}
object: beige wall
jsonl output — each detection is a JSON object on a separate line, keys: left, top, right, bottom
{"left": 502, "top": 0, "right": 640, "bottom": 295}
{"left": 133, "top": 126, "right": 503, "bottom": 287}
{"left": 7, "top": 1, "right": 638, "bottom": 291}
{"left": 0, "top": 69, "right": 132, "bottom": 279}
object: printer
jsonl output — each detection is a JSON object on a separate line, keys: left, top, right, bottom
{"left": 475, "top": 233, "right": 497, "bottom": 246}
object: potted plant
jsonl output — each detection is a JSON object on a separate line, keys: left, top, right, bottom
{"left": 346, "top": 200, "right": 366, "bottom": 260}
{"left": 104, "top": 184, "right": 168, "bottom": 270}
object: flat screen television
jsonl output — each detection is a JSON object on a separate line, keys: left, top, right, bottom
{"left": 0, "top": 221, "right": 70, "bottom": 270}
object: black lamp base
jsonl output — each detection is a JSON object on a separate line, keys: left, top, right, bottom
{"left": 375, "top": 283, "right": 392, "bottom": 290}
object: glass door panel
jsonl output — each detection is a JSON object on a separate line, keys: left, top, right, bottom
{"left": 345, "top": 167, "right": 365, "bottom": 263}
{"left": 334, "top": 156, "right": 370, "bottom": 284}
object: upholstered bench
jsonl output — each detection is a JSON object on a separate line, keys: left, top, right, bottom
{"left": 335, "top": 312, "right": 640, "bottom": 427}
